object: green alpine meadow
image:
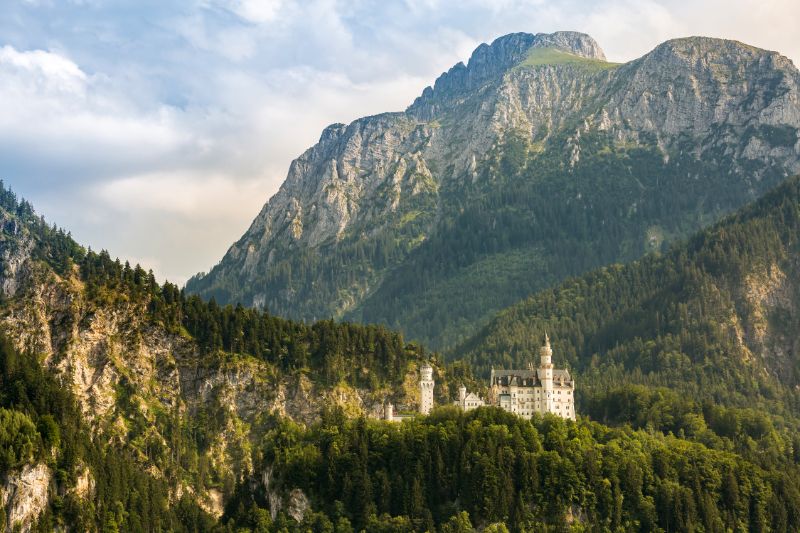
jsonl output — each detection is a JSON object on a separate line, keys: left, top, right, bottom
{"left": 2, "top": 7, "right": 800, "bottom": 532}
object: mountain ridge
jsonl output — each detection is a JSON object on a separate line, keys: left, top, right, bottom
{"left": 186, "top": 31, "right": 800, "bottom": 349}
{"left": 454, "top": 173, "right": 800, "bottom": 417}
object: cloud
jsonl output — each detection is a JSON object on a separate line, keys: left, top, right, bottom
{"left": 0, "top": 0, "right": 797, "bottom": 285}
{"left": 0, "top": 45, "right": 87, "bottom": 94}
{"left": 225, "top": 0, "right": 286, "bottom": 24}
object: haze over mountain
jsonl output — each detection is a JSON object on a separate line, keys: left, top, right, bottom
{"left": 187, "top": 31, "right": 800, "bottom": 349}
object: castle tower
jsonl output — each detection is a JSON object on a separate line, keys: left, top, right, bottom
{"left": 540, "top": 333, "right": 554, "bottom": 414}
{"left": 384, "top": 401, "right": 394, "bottom": 421}
{"left": 419, "top": 363, "right": 434, "bottom": 415}
{"left": 458, "top": 385, "right": 466, "bottom": 409}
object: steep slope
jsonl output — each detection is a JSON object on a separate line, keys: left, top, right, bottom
{"left": 187, "top": 31, "right": 800, "bottom": 349}
{"left": 0, "top": 183, "right": 458, "bottom": 529}
{"left": 455, "top": 175, "right": 800, "bottom": 419}
{"left": 5, "top": 184, "right": 800, "bottom": 531}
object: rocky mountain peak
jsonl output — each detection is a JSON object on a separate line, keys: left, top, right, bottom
{"left": 407, "top": 31, "right": 604, "bottom": 119}
{"left": 467, "top": 30, "right": 605, "bottom": 73}
{"left": 641, "top": 36, "right": 792, "bottom": 68}
{"left": 319, "top": 122, "right": 347, "bottom": 144}
{"left": 187, "top": 31, "right": 800, "bottom": 349}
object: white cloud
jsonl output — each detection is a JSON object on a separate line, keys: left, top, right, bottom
{"left": 0, "top": 0, "right": 798, "bottom": 285}
{"left": 93, "top": 172, "right": 266, "bottom": 219}
{"left": 228, "top": 0, "right": 285, "bottom": 24}
{"left": 0, "top": 45, "right": 87, "bottom": 95}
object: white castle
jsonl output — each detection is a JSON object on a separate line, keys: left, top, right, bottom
{"left": 383, "top": 336, "right": 575, "bottom": 421}
{"left": 488, "top": 334, "right": 575, "bottom": 420}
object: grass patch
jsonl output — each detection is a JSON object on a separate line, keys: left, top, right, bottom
{"left": 516, "top": 47, "right": 620, "bottom": 72}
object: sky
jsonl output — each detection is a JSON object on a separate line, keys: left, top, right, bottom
{"left": 1, "top": 0, "right": 798, "bottom": 285}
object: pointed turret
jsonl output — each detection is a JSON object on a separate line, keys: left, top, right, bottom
{"left": 540, "top": 334, "right": 554, "bottom": 413}
{"left": 540, "top": 332, "right": 553, "bottom": 367}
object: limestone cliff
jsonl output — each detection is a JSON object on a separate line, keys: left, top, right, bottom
{"left": 0, "top": 208, "right": 431, "bottom": 522}
{"left": 187, "top": 31, "right": 800, "bottom": 349}
{"left": 0, "top": 464, "right": 51, "bottom": 533}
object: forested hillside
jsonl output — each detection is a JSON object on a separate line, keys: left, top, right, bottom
{"left": 220, "top": 172, "right": 800, "bottom": 530}
{"left": 6, "top": 176, "right": 800, "bottom": 529}
{"left": 223, "top": 406, "right": 800, "bottom": 532}
{"left": 188, "top": 32, "right": 800, "bottom": 350}
{"left": 457, "top": 175, "right": 800, "bottom": 421}
{"left": 0, "top": 182, "right": 450, "bottom": 530}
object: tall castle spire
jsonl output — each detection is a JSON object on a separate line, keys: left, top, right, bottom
{"left": 540, "top": 332, "right": 553, "bottom": 367}
{"left": 540, "top": 333, "right": 554, "bottom": 412}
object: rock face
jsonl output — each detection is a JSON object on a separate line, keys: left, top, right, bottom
{"left": 0, "top": 212, "right": 33, "bottom": 298}
{"left": 0, "top": 209, "right": 416, "bottom": 522}
{"left": 286, "top": 488, "right": 310, "bottom": 522}
{"left": 187, "top": 31, "right": 800, "bottom": 348}
{"left": 1, "top": 464, "right": 51, "bottom": 533}
{"left": 408, "top": 31, "right": 606, "bottom": 120}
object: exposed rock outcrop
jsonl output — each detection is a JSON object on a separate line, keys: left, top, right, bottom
{"left": 286, "top": 488, "right": 310, "bottom": 523}
{"left": 187, "top": 32, "right": 800, "bottom": 349}
{"left": 1, "top": 464, "right": 51, "bottom": 533}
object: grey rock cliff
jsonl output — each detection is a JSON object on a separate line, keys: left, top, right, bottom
{"left": 1, "top": 464, "right": 51, "bottom": 533}
{"left": 187, "top": 31, "right": 800, "bottom": 347}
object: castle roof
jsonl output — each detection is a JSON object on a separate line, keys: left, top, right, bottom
{"left": 491, "top": 368, "right": 573, "bottom": 387}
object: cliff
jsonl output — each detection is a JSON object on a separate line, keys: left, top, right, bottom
{"left": 187, "top": 32, "right": 800, "bottom": 349}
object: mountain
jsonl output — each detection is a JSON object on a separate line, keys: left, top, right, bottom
{"left": 4, "top": 184, "right": 800, "bottom": 529}
{"left": 455, "top": 174, "right": 800, "bottom": 421}
{"left": 0, "top": 183, "right": 458, "bottom": 530}
{"left": 186, "top": 31, "right": 800, "bottom": 349}
{"left": 221, "top": 174, "right": 800, "bottom": 532}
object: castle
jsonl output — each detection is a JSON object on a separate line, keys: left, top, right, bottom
{"left": 419, "top": 363, "right": 435, "bottom": 415}
{"left": 384, "top": 335, "right": 575, "bottom": 421}
{"left": 383, "top": 362, "right": 436, "bottom": 422}
{"left": 488, "top": 334, "right": 575, "bottom": 421}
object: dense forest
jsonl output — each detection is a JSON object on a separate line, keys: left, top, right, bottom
{"left": 352, "top": 129, "right": 793, "bottom": 349}
{"left": 0, "top": 182, "right": 441, "bottom": 530}
{"left": 223, "top": 406, "right": 800, "bottom": 532}
{"left": 456, "top": 174, "right": 800, "bottom": 422}
{"left": 6, "top": 175, "right": 800, "bottom": 531}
